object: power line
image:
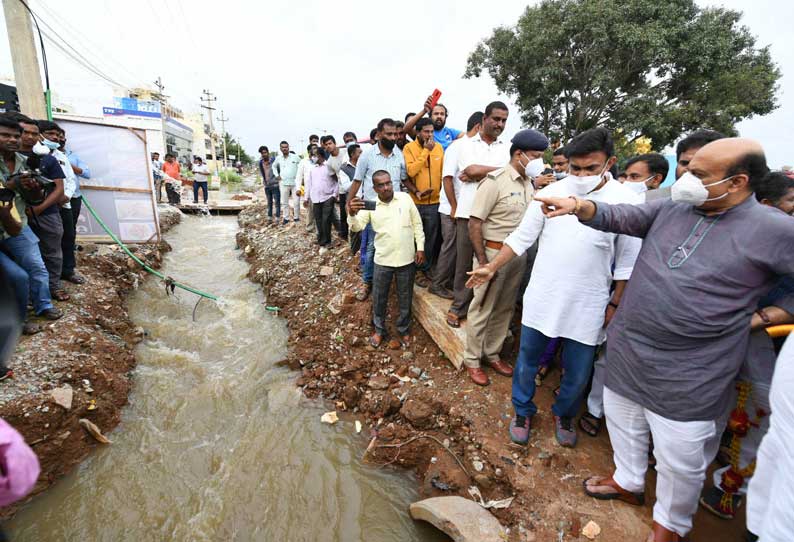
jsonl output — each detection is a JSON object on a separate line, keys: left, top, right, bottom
{"left": 32, "top": 0, "right": 146, "bottom": 88}
{"left": 38, "top": 28, "right": 126, "bottom": 87}
{"left": 25, "top": 2, "right": 132, "bottom": 88}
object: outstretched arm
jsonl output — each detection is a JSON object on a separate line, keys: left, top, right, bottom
{"left": 533, "top": 195, "right": 662, "bottom": 238}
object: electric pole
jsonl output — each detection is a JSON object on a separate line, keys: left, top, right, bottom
{"left": 152, "top": 76, "right": 168, "bottom": 104}
{"left": 217, "top": 110, "right": 229, "bottom": 169}
{"left": 200, "top": 89, "right": 219, "bottom": 179}
{"left": 3, "top": 0, "right": 47, "bottom": 118}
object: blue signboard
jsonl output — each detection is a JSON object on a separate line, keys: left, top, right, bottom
{"left": 103, "top": 97, "right": 162, "bottom": 118}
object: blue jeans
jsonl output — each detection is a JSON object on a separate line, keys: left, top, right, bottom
{"left": 265, "top": 185, "right": 281, "bottom": 219}
{"left": 0, "top": 249, "right": 29, "bottom": 320}
{"left": 193, "top": 181, "right": 208, "bottom": 203}
{"left": 512, "top": 326, "right": 596, "bottom": 419}
{"left": 0, "top": 226, "right": 53, "bottom": 315}
{"left": 359, "top": 223, "right": 370, "bottom": 268}
{"left": 363, "top": 223, "right": 375, "bottom": 285}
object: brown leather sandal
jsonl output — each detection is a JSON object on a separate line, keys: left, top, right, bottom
{"left": 53, "top": 289, "right": 70, "bottom": 301}
{"left": 583, "top": 475, "right": 645, "bottom": 506}
{"left": 446, "top": 312, "right": 461, "bottom": 328}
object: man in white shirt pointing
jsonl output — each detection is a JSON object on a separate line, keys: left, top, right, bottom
{"left": 467, "top": 127, "right": 642, "bottom": 448}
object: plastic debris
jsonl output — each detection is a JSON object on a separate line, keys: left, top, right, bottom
{"left": 320, "top": 411, "right": 339, "bottom": 424}
{"left": 86, "top": 399, "right": 98, "bottom": 411}
{"left": 467, "top": 486, "right": 513, "bottom": 510}
{"left": 355, "top": 420, "right": 362, "bottom": 433}
{"left": 265, "top": 306, "right": 279, "bottom": 312}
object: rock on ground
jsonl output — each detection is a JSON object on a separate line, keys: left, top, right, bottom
{"left": 409, "top": 496, "right": 506, "bottom": 542}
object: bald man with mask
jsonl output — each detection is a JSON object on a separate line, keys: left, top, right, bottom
{"left": 489, "top": 139, "right": 794, "bottom": 542}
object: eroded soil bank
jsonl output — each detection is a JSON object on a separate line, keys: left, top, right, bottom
{"left": 0, "top": 206, "right": 181, "bottom": 519}
{"left": 236, "top": 203, "right": 739, "bottom": 542}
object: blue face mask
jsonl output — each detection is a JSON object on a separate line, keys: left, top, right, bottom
{"left": 42, "top": 138, "right": 60, "bottom": 150}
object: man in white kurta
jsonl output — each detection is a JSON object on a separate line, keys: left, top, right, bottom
{"left": 502, "top": 171, "right": 642, "bottom": 440}
{"left": 747, "top": 334, "right": 794, "bottom": 542}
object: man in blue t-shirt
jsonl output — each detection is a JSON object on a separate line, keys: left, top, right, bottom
{"left": 404, "top": 95, "right": 464, "bottom": 151}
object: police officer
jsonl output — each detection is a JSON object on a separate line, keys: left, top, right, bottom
{"left": 463, "top": 129, "right": 549, "bottom": 385}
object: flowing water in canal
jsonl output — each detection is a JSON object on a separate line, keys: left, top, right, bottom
{"left": 9, "top": 215, "right": 445, "bottom": 541}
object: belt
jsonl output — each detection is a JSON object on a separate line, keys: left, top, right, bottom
{"left": 484, "top": 240, "right": 503, "bottom": 250}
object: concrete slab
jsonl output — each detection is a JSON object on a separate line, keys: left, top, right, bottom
{"left": 409, "top": 496, "right": 506, "bottom": 542}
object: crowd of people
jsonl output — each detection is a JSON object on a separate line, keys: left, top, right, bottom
{"left": 256, "top": 94, "right": 794, "bottom": 542}
{"left": 0, "top": 112, "right": 95, "bottom": 357}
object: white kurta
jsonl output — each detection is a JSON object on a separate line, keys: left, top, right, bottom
{"left": 747, "top": 335, "right": 794, "bottom": 541}
{"left": 504, "top": 176, "right": 642, "bottom": 345}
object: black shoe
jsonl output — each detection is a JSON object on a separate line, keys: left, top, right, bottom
{"left": 62, "top": 273, "right": 86, "bottom": 284}
{"left": 39, "top": 308, "right": 63, "bottom": 320}
{"left": 23, "top": 322, "right": 42, "bottom": 335}
{"left": 746, "top": 531, "right": 759, "bottom": 542}
{"left": 428, "top": 286, "right": 454, "bottom": 300}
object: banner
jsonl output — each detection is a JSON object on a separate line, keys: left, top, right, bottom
{"left": 57, "top": 118, "right": 160, "bottom": 243}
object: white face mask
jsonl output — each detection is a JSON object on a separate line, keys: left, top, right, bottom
{"left": 32, "top": 141, "right": 51, "bottom": 156}
{"left": 521, "top": 154, "right": 545, "bottom": 179}
{"left": 671, "top": 171, "right": 733, "bottom": 206}
{"left": 554, "top": 171, "right": 568, "bottom": 181}
{"left": 624, "top": 176, "right": 653, "bottom": 194}
{"left": 311, "top": 157, "right": 318, "bottom": 164}
{"left": 567, "top": 163, "right": 609, "bottom": 195}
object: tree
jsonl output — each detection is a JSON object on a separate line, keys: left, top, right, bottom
{"left": 464, "top": 0, "right": 780, "bottom": 151}
{"left": 217, "top": 132, "right": 254, "bottom": 166}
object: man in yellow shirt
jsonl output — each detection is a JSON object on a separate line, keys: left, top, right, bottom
{"left": 403, "top": 118, "right": 443, "bottom": 288}
{"left": 348, "top": 170, "right": 426, "bottom": 348}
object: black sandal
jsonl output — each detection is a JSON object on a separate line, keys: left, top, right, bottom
{"left": 579, "top": 412, "right": 602, "bottom": 437}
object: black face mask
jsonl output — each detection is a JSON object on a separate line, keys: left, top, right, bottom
{"left": 380, "top": 139, "right": 396, "bottom": 151}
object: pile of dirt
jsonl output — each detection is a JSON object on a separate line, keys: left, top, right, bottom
{"left": 0, "top": 210, "right": 181, "bottom": 519}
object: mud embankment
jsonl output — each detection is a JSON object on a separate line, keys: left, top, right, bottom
{"left": 0, "top": 205, "right": 182, "bottom": 519}
{"left": 236, "top": 203, "right": 666, "bottom": 541}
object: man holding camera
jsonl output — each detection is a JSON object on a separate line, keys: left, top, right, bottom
{"left": 0, "top": 116, "right": 62, "bottom": 332}
{"left": 347, "top": 170, "right": 424, "bottom": 349}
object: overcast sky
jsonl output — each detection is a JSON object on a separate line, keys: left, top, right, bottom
{"left": 1, "top": 0, "right": 792, "bottom": 166}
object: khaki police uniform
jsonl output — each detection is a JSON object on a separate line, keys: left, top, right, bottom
{"left": 464, "top": 165, "right": 533, "bottom": 368}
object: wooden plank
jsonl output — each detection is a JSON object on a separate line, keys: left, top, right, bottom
{"left": 81, "top": 185, "right": 151, "bottom": 194}
{"left": 412, "top": 285, "right": 467, "bottom": 370}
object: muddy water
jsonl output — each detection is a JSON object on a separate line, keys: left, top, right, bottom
{"left": 8, "top": 216, "right": 445, "bottom": 541}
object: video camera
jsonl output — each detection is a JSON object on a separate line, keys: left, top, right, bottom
{"left": 5, "top": 154, "right": 56, "bottom": 206}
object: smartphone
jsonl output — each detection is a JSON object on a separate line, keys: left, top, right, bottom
{"left": 0, "top": 188, "right": 14, "bottom": 203}
{"left": 429, "top": 89, "right": 442, "bottom": 110}
{"left": 363, "top": 200, "right": 377, "bottom": 211}
{"left": 541, "top": 168, "right": 553, "bottom": 175}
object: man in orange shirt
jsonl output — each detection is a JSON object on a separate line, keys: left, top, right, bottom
{"left": 161, "top": 154, "right": 183, "bottom": 205}
{"left": 403, "top": 118, "right": 444, "bottom": 287}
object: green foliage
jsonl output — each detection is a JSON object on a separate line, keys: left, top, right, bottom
{"left": 219, "top": 170, "right": 242, "bottom": 183}
{"left": 180, "top": 166, "right": 194, "bottom": 179}
{"left": 465, "top": 0, "right": 780, "bottom": 150}
{"left": 218, "top": 133, "right": 254, "bottom": 166}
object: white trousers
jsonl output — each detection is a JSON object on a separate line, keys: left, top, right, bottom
{"left": 280, "top": 184, "right": 300, "bottom": 219}
{"left": 586, "top": 346, "right": 607, "bottom": 418}
{"left": 604, "top": 386, "right": 717, "bottom": 536}
{"left": 747, "top": 336, "right": 794, "bottom": 541}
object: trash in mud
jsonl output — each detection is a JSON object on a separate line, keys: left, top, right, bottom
{"left": 430, "top": 477, "right": 452, "bottom": 491}
{"left": 355, "top": 420, "right": 362, "bottom": 433}
{"left": 467, "top": 486, "right": 513, "bottom": 509}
